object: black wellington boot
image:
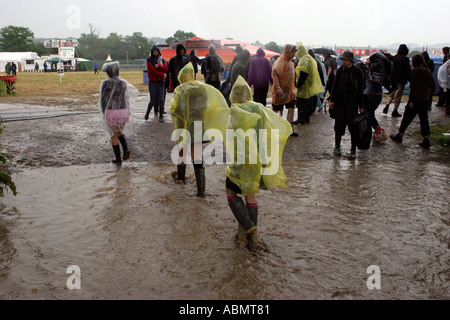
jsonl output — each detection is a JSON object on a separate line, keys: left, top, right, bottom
{"left": 247, "top": 206, "right": 258, "bottom": 227}
{"left": 228, "top": 197, "right": 256, "bottom": 233}
{"left": 112, "top": 145, "right": 122, "bottom": 165}
{"left": 194, "top": 167, "right": 206, "bottom": 198}
{"left": 176, "top": 165, "right": 186, "bottom": 181}
{"left": 118, "top": 135, "right": 131, "bottom": 161}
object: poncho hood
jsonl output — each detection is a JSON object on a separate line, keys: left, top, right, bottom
{"left": 103, "top": 62, "right": 120, "bottom": 79}
{"left": 230, "top": 75, "right": 253, "bottom": 104}
{"left": 177, "top": 62, "right": 195, "bottom": 84}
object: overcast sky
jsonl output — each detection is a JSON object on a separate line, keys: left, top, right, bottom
{"left": 2, "top": 0, "right": 449, "bottom": 48}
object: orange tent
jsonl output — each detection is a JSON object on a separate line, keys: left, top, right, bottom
{"left": 160, "top": 36, "right": 280, "bottom": 65}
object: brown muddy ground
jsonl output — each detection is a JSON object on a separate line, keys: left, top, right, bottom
{"left": 0, "top": 93, "right": 449, "bottom": 300}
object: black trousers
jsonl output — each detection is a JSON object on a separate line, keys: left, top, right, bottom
{"left": 334, "top": 104, "right": 358, "bottom": 147}
{"left": 399, "top": 100, "right": 430, "bottom": 137}
{"left": 253, "top": 87, "right": 268, "bottom": 106}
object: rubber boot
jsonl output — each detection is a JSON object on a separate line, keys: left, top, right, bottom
{"left": 236, "top": 224, "right": 248, "bottom": 249}
{"left": 228, "top": 197, "right": 256, "bottom": 233}
{"left": 112, "top": 145, "right": 122, "bottom": 164}
{"left": 194, "top": 167, "right": 206, "bottom": 198}
{"left": 118, "top": 135, "right": 131, "bottom": 161}
{"left": 248, "top": 229, "right": 268, "bottom": 252}
{"left": 334, "top": 135, "right": 342, "bottom": 156}
{"left": 247, "top": 206, "right": 258, "bottom": 226}
{"left": 176, "top": 165, "right": 186, "bottom": 181}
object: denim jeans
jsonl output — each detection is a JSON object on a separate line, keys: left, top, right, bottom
{"left": 147, "top": 81, "right": 165, "bottom": 116}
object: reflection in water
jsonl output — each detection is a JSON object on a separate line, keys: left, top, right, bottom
{"left": 0, "top": 160, "right": 448, "bottom": 299}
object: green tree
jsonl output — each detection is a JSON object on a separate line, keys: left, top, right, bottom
{"left": 265, "top": 41, "right": 283, "bottom": 54}
{"left": 77, "top": 23, "right": 102, "bottom": 60}
{"left": 124, "top": 32, "right": 152, "bottom": 60}
{"left": 104, "top": 33, "right": 127, "bottom": 60}
{"left": 166, "top": 30, "right": 196, "bottom": 45}
{"left": 0, "top": 118, "right": 16, "bottom": 197}
{"left": 0, "top": 25, "right": 34, "bottom": 51}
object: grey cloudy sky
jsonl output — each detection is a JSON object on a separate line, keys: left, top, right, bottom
{"left": 2, "top": 0, "right": 449, "bottom": 48}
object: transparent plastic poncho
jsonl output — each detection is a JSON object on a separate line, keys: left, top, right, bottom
{"left": 170, "top": 62, "right": 230, "bottom": 148}
{"left": 226, "top": 76, "right": 293, "bottom": 196}
{"left": 295, "top": 43, "right": 324, "bottom": 99}
{"left": 99, "top": 62, "right": 139, "bottom": 137}
{"left": 438, "top": 60, "right": 450, "bottom": 90}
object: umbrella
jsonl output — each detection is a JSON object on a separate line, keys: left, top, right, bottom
{"left": 313, "top": 48, "right": 337, "bottom": 55}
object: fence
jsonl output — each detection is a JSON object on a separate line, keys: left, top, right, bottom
{"left": 78, "top": 60, "right": 147, "bottom": 71}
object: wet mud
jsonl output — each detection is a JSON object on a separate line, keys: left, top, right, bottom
{"left": 0, "top": 95, "right": 449, "bottom": 299}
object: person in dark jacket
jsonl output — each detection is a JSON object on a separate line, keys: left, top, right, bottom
{"left": 230, "top": 49, "right": 251, "bottom": 87}
{"left": 421, "top": 51, "right": 435, "bottom": 110}
{"left": 363, "top": 52, "right": 393, "bottom": 141}
{"left": 329, "top": 51, "right": 364, "bottom": 158}
{"left": 146, "top": 45, "right": 169, "bottom": 122}
{"left": 204, "top": 44, "right": 224, "bottom": 89}
{"left": 247, "top": 48, "right": 272, "bottom": 106}
{"left": 11, "top": 62, "right": 17, "bottom": 76}
{"left": 383, "top": 44, "right": 411, "bottom": 117}
{"left": 324, "top": 53, "right": 338, "bottom": 97}
{"left": 189, "top": 50, "right": 201, "bottom": 79}
{"left": 168, "top": 44, "right": 189, "bottom": 91}
{"left": 390, "top": 54, "right": 435, "bottom": 149}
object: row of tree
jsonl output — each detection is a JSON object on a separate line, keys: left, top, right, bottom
{"left": 0, "top": 25, "right": 285, "bottom": 61}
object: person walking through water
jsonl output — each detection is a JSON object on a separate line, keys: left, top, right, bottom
{"left": 294, "top": 43, "right": 324, "bottom": 125}
{"left": 363, "top": 52, "right": 394, "bottom": 142}
{"left": 99, "top": 62, "right": 139, "bottom": 165}
{"left": 390, "top": 54, "right": 435, "bottom": 149}
{"left": 383, "top": 44, "right": 410, "bottom": 117}
{"left": 247, "top": 48, "right": 273, "bottom": 106}
{"left": 329, "top": 51, "right": 364, "bottom": 159}
{"left": 170, "top": 63, "right": 230, "bottom": 197}
{"left": 145, "top": 45, "right": 169, "bottom": 122}
{"left": 271, "top": 44, "right": 298, "bottom": 137}
{"left": 225, "top": 76, "right": 292, "bottom": 250}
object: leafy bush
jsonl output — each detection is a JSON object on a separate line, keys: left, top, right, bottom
{"left": 0, "top": 117, "right": 17, "bottom": 197}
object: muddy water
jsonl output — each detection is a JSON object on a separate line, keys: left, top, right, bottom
{"left": 1, "top": 158, "right": 449, "bottom": 300}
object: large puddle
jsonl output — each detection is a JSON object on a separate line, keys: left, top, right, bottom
{"left": 1, "top": 159, "right": 449, "bottom": 299}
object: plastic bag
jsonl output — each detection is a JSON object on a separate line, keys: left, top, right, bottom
{"left": 373, "top": 126, "right": 387, "bottom": 142}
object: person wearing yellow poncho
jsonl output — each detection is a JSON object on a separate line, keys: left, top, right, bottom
{"left": 294, "top": 42, "right": 324, "bottom": 125}
{"left": 225, "top": 75, "right": 292, "bottom": 250}
{"left": 170, "top": 62, "right": 230, "bottom": 197}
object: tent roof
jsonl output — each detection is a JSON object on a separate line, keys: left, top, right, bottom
{"left": 0, "top": 52, "right": 39, "bottom": 61}
{"left": 160, "top": 37, "right": 281, "bottom": 64}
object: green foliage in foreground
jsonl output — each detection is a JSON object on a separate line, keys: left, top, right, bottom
{"left": 430, "top": 123, "right": 450, "bottom": 147}
{"left": 0, "top": 118, "right": 16, "bottom": 197}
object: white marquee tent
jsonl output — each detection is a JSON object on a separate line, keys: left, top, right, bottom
{"left": 0, "top": 52, "right": 44, "bottom": 73}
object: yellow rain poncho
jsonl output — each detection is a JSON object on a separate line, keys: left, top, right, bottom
{"left": 295, "top": 43, "right": 324, "bottom": 99}
{"left": 226, "top": 76, "right": 293, "bottom": 196}
{"left": 271, "top": 44, "right": 296, "bottom": 106}
{"left": 170, "top": 63, "right": 230, "bottom": 147}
